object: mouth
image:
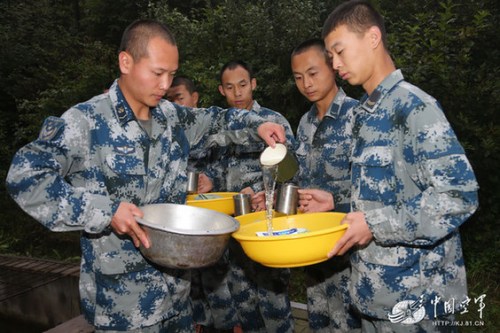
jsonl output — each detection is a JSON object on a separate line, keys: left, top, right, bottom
{"left": 339, "top": 72, "right": 349, "bottom": 80}
{"left": 305, "top": 91, "right": 317, "bottom": 99}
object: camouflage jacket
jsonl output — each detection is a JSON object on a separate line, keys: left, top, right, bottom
{"left": 349, "top": 70, "right": 479, "bottom": 319}
{"left": 208, "top": 100, "right": 296, "bottom": 192}
{"left": 295, "top": 88, "right": 357, "bottom": 213}
{"left": 5, "top": 80, "right": 266, "bottom": 330}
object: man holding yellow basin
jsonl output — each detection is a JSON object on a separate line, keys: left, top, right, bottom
{"left": 322, "top": 1, "right": 479, "bottom": 331}
{"left": 290, "top": 38, "right": 361, "bottom": 332}
{"left": 249, "top": 38, "right": 360, "bottom": 332}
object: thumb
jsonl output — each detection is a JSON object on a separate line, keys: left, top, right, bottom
{"left": 130, "top": 205, "right": 144, "bottom": 219}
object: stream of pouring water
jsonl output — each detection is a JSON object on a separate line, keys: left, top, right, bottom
{"left": 262, "top": 165, "right": 278, "bottom": 235}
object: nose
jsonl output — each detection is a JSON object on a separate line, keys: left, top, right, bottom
{"left": 159, "top": 74, "right": 172, "bottom": 91}
{"left": 332, "top": 57, "right": 342, "bottom": 71}
{"left": 303, "top": 76, "right": 313, "bottom": 88}
{"left": 234, "top": 86, "right": 242, "bottom": 97}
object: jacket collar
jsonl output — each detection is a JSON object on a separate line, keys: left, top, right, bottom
{"left": 359, "top": 69, "right": 404, "bottom": 113}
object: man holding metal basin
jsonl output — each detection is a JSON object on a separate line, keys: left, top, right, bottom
{"left": 291, "top": 38, "right": 361, "bottom": 332}
{"left": 5, "top": 19, "right": 286, "bottom": 333}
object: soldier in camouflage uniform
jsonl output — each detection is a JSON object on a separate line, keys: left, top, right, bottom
{"left": 214, "top": 60, "right": 296, "bottom": 333}
{"left": 215, "top": 60, "right": 296, "bottom": 195}
{"left": 322, "top": 1, "right": 479, "bottom": 332}
{"left": 291, "top": 38, "right": 361, "bottom": 332}
{"left": 5, "top": 20, "right": 286, "bottom": 333}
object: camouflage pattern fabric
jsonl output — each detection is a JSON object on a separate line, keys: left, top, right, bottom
{"left": 209, "top": 101, "right": 295, "bottom": 332}
{"left": 189, "top": 250, "right": 239, "bottom": 330}
{"left": 188, "top": 100, "right": 295, "bottom": 330}
{"left": 207, "top": 100, "right": 296, "bottom": 193}
{"left": 295, "top": 88, "right": 361, "bottom": 332}
{"left": 5, "top": 80, "right": 268, "bottom": 331}
{"left": 228, "top": 239, "right": 294, "bottom": 333}
{"left": 349, "top": 70, "right": 479, "bottom": 321}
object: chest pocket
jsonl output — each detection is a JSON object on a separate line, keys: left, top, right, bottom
{"left": 352, "top": 146, "right": 397, "bottom": 204}
{"left": 105, "top": 153, "right": 146, "bottom": 176}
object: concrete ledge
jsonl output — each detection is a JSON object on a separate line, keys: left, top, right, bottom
{"left": 291, "top": 301, "right": 310, "bottom": 332}
{"left": 44, "top": 315, "right": 93, "bottom": 333}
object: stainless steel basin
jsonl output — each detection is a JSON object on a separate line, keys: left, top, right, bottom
{"left": 136, "top": 203, "right": 239, "bottom": 269}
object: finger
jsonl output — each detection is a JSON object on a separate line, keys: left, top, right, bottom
{"left": 267, "top": 134, "right": 276, "bottom": 148}
{"left": 298, "top": 199, "right": 309, "bottom": 206}
{"left": 328, "top": 235, "right": 349, "bottom": 258}
{"left": 299, "top": 193, "right": 312, "bottom": 201}
{"left": 130, "top": 222, "right": 150, "bottom": 248}
{"left": 113, "top": 226, "right": 126, "bottom": 235}
{"left": 328, "top": 244, "right": 341, "bottom": 258}
{"left": 131, "top": 205, "right": 144, "bottom": 219}
{"left": 271, "top": 133, "right": 279, "bottom": 144}
{"left": 276, "top": 125, "right": 286, "bottom": 143}
{"left": 130, "top": 233, "right": 141, "bottom": 248}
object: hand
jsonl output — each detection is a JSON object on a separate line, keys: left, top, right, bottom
{"left": 257, "top": 122, "right": 285, "bottom": 147}
{"left": 240, "top": 187, "right": 255, "bottom": 196}
{"left": 197, "top": 173, "right": 213, "bottom": 193}
{"left": 110, "top": 202, "right": 150, "bottom": 248}
{"left": 298, "top": 188, "right": 334, "bottom": 213}
{"left": 251, "top": 191, "right": 266, "bottom": 211}
{"left": 328, "top": 211, "right": 373, "bottom": 257}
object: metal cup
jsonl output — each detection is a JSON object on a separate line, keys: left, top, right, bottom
{"left": 233, "top": 193, "right": 252, "bottom": 216}
{"left": 187, "top": 171, "right": 199, "bottom": 194}
{"left": 275, "top": 183, "right": 299, "bottom": 215}
{"left": 259, "top": 143, "right": 298, "bottom": 183}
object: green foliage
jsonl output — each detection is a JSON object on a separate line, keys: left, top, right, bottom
{"left": 150, "top": 0, "right": 340, "bottom": 128}
{"left": 385, "top": 0, "right": 500, "bottom": 267}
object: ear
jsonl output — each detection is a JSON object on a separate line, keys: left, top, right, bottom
{"left": 192, "top": 92, "right": 199, "bottom": 106}
{"left": 367, "top": 26, "right": 382, "bottom": 49}
{"left": 218, "top": 85, "right": 225, "bottom": 96}
{"left": 118, "top": 51, "right": 133, "bottom": 74}
{"left": 250, "top": 78, "right": 257, "bottom": 91}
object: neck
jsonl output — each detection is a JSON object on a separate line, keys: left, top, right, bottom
{"left": 243, "top": 99, "right": 254, "bottom": 111}
{"left": 118, "top": 78, "right": 151, "bottom": 120}
{"left": 363, "top": 53, "right": 396, "bottom": 95}
{"left": 315, "top": 86, "right": 338, "bottom": 120}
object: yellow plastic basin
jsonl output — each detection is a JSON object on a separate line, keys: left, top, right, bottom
{"left": 186, "top": 192, "right": 239, "bottom": 215}
{"left": 232, "top": 212, "right": 347, "bottom": 268}
{"left": 235, "top": 210, "right": 302, "bottom": 226}
{"left": 235, "top": 211, "right": 270, "bottom": 226}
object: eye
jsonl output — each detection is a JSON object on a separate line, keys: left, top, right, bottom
{"left": 293, "top": 75, "right": 302, "bottom": 81}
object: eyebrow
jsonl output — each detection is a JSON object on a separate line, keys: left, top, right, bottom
{"left": 330, "top": 41, "right": 342, "bottom": 50}
{"left": 293, "top": 65, "right": 319, "bottom": 75}
{"left": 167, "top": 92, "right": 182, "bottom": 99}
